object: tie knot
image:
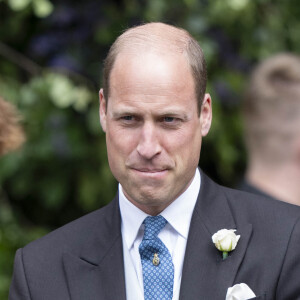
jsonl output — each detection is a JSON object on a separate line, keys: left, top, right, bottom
{"left": 143, "top": 215, "right": 167, "bottom": 240}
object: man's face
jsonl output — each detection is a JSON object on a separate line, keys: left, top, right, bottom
{"left": 100, "top": 51, "right": 212, "bottom": 215}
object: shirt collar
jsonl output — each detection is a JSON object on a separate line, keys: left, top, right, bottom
{"left": 119, "top": 168, "right": 201, "bottom": 250}
{"left": 161, "top": 169, "right": 200, "bottom": 239}
{"left": 119, "top": 185, "right": 148, "bottom": 250}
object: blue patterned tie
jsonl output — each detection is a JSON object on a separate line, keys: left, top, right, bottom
{"left": 139, "top": 215, "right": 174, "bottom": 300}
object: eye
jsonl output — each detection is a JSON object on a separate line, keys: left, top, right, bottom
{"left": 118, "top": 115, "right": 140, "bottom": 126}
{"left": 122, "top": 116, "right": 133, "bottom": 121}
{"left": 161, "top": 116, "right": 182, "bottom": 128}
{"left": 164, "top": 116, "right": 175, "bottom": 123}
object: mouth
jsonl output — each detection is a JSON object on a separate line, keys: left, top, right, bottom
{"left": 134, "top": 168, "right": 166, "bottom": 172}
{"left": 130, "top": 168, "right": 169, "bottom": 179}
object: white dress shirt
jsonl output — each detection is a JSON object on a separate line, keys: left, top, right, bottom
{"left": 119, "top": 168, "right": 201, "bottom": 300}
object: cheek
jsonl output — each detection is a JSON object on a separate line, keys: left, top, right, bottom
{"left": 171, "top": 132, "right": 201, "bottom": 171}
{"left": 106, "top": 128, "right": 137, "bottom": 158}
{"left": 164, "top": 127, "right": 201, "bottom": 157}
{"left": 106, "top": 133, "right": 128, "bottom": 179}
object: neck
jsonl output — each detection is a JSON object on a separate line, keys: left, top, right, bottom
{"left": 246, "top": 161, "right": 300, "bottom": 206}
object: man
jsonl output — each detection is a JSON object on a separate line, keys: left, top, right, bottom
{"left": 240, "top": 53, "right": 300, "bottom": 206}
{"left": 10, "top": 23, "right": 300, "bottom": 300}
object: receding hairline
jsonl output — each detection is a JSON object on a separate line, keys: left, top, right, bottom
{"left": 103, "top": 22, "right": 207, "bottom": 113}
{"left": 118, "top": 22, "right": 191, "bottom": 49}
{"left": 108, "top": 23, "right": 195, "bottom": 73}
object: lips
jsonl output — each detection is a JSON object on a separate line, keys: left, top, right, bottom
{"left": 133, "top": 168, "right": 167, "bottom": 172}
{"left": 130, "top": 167, "right": 169, "bottom": 179}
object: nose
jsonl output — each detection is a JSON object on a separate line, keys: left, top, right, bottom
{"left": 136, "top": 122, "right": 162, "bottom": 160}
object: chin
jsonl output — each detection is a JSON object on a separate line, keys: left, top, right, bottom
{"left": 141, "top": 190, "right": 174, "bottom": 206}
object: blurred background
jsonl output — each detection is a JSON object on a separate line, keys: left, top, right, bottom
{"left": 1, "top": 0, "right": 300, "bottom": 297}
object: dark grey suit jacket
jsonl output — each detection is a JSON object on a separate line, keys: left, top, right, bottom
{"left": 9, "top": 172, "right": 300, "bottom": 299}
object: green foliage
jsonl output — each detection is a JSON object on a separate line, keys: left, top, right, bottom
{"left": 0, "top": 72, "right": 116, "bottom": 226}
{"left": 5, "top": 0, "right": 53, "bottom": 17}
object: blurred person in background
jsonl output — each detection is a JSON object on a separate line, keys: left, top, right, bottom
{"left": 240, "top": 53, "right": 300, "bottom": 206}
{"left": 9, "top": 24, "right": 300, "bottom": 300}
{"left": 0, "top": 96, "right": 25, "bottom": 298}
{"left": 0, "top": 96, "right": 25, "bottom": 156}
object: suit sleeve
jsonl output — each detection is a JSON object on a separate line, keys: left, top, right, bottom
{"left": 9, "top": 248, "right": 31, "bottom": 300}
{"left": 276, "top": 217, "right": 300, "bottom": 299}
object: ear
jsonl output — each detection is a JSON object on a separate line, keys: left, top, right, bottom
{"left": 200, "top": 93, "right": 212, "bottom": 137}
{"left": 99, "top": 88, "right": 107, "bottom": 132}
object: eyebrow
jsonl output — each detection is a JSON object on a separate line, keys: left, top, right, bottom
{"left": 111, "top": 108, "right": 190, "bottom": 121}
{"left": 158, "top": 111, "right": 190, "bottom": 121}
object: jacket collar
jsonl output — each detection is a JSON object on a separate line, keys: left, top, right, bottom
{"left": 179, "top": 171, "right": 253, "bottom": 299}
{"left": 63, "top": 196, "right": 126, "bottom": 300}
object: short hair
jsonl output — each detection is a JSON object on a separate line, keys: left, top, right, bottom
{"left": 102, "top": 22, "right": 207, "bottom": 114}
{"left": 243, "top": 53, "right": 300, "bottom": 163}
{"left": 0, "top": 97, "right": 25, "bottom": 156}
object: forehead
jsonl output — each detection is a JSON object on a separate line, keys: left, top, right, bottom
{"left": 107, "top": 51, "right": 198, "bottom": 115}
{"left": 109, "top": 51, "right": 194, "bottom": 96}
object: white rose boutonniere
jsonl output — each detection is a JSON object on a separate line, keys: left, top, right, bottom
{"left": 212, "top": 229, "right": 240, "bottom": 259}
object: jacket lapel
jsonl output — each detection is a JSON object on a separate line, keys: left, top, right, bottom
{"left": 179, "top": 172, "right": 253, "bottom": 299}
{"left": 63, "top": 196, "right": 126, "bottom": 300}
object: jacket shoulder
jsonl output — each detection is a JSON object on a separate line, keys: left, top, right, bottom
{"left": 22, "top": 197, "right": 120, "bottom": 259}
{"left": 222, "top": 184, "right": 300, "bottom": 222}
